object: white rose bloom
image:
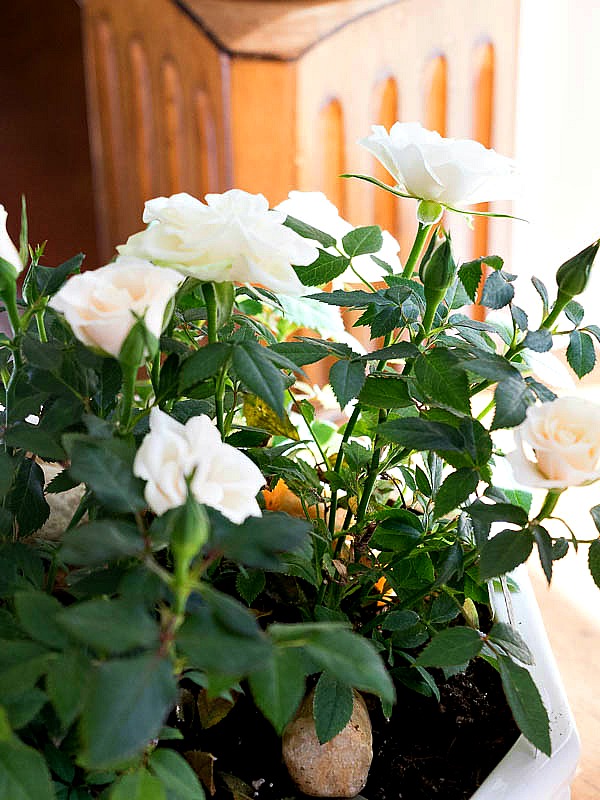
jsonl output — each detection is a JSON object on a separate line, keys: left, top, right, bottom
{"left": 0, "top": 204, "right": 23, "bottom": 274}
{"left": 134, "top": 408, "right": 265, "bottom": 522}
{"left": 507, "top": 397, "right": 600, "bottom": 488}
{"left": 276, "top": 191, "right": 401, "bottom": 283}
{"left": 49, "top": 256, "right": 183, "bottom": 358}
{"left": 118, "top": 189, "right": 319, "bottom": 295}
{"left": 359, "top": 122, "right": 518, "bottom": 208}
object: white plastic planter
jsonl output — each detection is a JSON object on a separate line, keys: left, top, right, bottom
{"left": 471, "top": 565, "right": 580, "bottom": 799}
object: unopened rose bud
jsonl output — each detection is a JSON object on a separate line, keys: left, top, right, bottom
{"left": 555, "top": 239, "right": 600, "bottom": 298}
{"left": 420, "top": 234, "right": 456, "bottom": 293}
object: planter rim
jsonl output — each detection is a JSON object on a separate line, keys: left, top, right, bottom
{"left": 470, "top": 565, "right": 580, "bottom": 800}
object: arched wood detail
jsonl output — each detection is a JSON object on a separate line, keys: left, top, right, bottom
{"left": 472, "top": 41, "right": 495, "bottom": 320}
{"left": 317, "top": 98, "right": 346, "bottom": 215}
{"left": 92, "top": 16, "right": 126, "bottom": 255}
{"left": 424, "top": 54, "right": 448, "bottom": 136}
{"left": 195, "top": 87, "right": 219, "bottom": 196}
{"left": 372, "top": 76, "right": 399, "bottom": 239}
{"left": 161, "top": 58, "right": 188, "bottom": 194}
{"left": 129, "top": 38, "right": 155, "bottom": 211}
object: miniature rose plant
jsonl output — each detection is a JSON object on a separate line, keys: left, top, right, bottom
{"left": 0, "top": 123, "right": 599, "bottom": 799}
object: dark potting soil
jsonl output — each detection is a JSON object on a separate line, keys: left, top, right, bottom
{"left": 174, "top": 658, "right": 519, "bottom": 800}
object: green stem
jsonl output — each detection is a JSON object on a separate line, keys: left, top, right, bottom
{"left": 420, "top": 288, "right": 445, "bottom": 339}
{"left": 35, "top": 309, "right": 48, "bottom": 343}
{"left": 402, "top": 223, "right": 431, "bottom": 278}
{"left": 118, "top": 364, "right": 137, "bottom": 430}
{"left": 535, "top": 489, "right": 563, "bottom": 522}
{"left": 151, "top": 354, "right": 161, "bottom": 398}
{"left": 540, "top": 290, "right": 570, "bottom": 330}
{"left": 2, "top": 283, "right": 21, "bottom": 338}
{"left": 328, "top": 404, "right": 361, "bottom": 534}
{"left": 355, "top": 409, "right": 386, "bottom": 525}
{"left": 203, "top": 283, "right": 225, "bottom": 435}
{"left": 289, "top": 389, "right": 329, "bottom": 467}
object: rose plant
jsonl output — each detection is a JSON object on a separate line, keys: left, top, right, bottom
{"left": 0, "top": 122, "right": 600, "bottom": 799}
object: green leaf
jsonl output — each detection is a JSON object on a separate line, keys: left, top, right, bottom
{"left": 329, "top": 359, "right": 365, "bottom": 408}
{"left": 370, "top": 511, "right": 423, "bottom": 554}
{"left": 46, "top": 649, "right": 92, "bottom": 728}
{"left": 56, "top": 598, "right": 159, "bottom": 654}
{"left": 434, "top": 469, "right": 479, "bottom": 518}
{"left": 360, "top": 343, "right": 419, "bottom": 362}
{"left": 341, "top": 226, "right": 383, "bottom": 258}
{"left": 248, "top": 646, "right": 307, "bottom": 734}
{"left": 416, "top": 628, "right": 483, "bottom": 667}
{"left": 81, "top": 654, "right": 177, "bottom": 768}
{"left": 491, "top": 376, "right": 531, "bottom": 430}
{"left": 481, "top": 270, "right": 514, "bottom": 309}
{"left": 60, "top": 520, "right": 144, "bottom": 566}
{"left": 63, "top": 436, "right": 145, "bottom": 514}
{"left": 283, "top": 215, "right": 337, "bottom": 249}
{"left": 110, "top": 769, "right": 167, "bottom": 800}
{"left": 149, "top": 748, "right": 205, "bottom": 800}
{"left": 0, "top": 739, "right": 55, "bottom": 800}
{"left": 313, "top": 672, "right": 354, "bottom": 744}
{"left": 584, "top": 324, "right": 600, "bottom": 345}
{"left": 358, "top": 374, "right": 411, "bottom": 409}
{"left": 478, "top": 529, "right": 534, "bottom": 580}
{"left": 236, "top": 570, "right": 266, "bottom": 605}
{"left": 4, "top": 687, "right": 47, "bottom": 730}
{"left": 294, "top": 249, "right": 350, "bottom": 287}
{"left": 566, "top": 330, "right": 596, "bottom": 378}
{"left": 532, "top": 524, "right": 553, "bottom": 584}
{"left": 34, "top": 253, "right": 84, "bottom": 297}
{"left": 468, "top": 500, "right": 529, "bottom": 527}
{"left": 0, "top": 452, "right": 15, "bottom": 501}
{"left": 6, "top": 457, "right": 49, "bottom": 536}
{"left": 511, "top": 305, "right": 528, "bottom": 332}
{"left": 497, "top": 655, "right": 551, "bottom": 756}
{"left": 307, "top": 289, "right": 381, "bottom": 308}
{"left": 459, "top": 351, "right": 521, "bottom": 382}
{"left": 488, "top": 622, "right": 533, "bottom": 665}
{"left": 523, "top": 329, "right": 553, "bottom": 353}
{"left": 5, "top": 423, "right": 66, "bottom": 462}
{"left": 232, "top": 341, "right": 285, "bottom": 417}
{"left": 269, "top": 623, "right": 395, "bottom": 705}
{"left": 588, "top": 539, "right": 600, "bottom": 589}
{"left": 531, "top": 276, "right": 549, "bottom": 313}
{"left": 179, "top": 343, "right": 232, "bottom": 392}
{"left": 269, "top": 341, "right": 326, "bottom": 366}
{"left": 458, "top": 260, "right": 483, "bottom": 301}
{"left": 564, "top": 300, "right": 584, "bottom": 326}
{"left": 414, "top": 349, "right": 470, "bottom": 414}
{"left": 378, "top": 418, "right": 465, "bottom": 452}
{"left": 177, "top": 590, "right": 271, "bottom": 677}
{"left": 208, "top": 510, "right": 311, "bottom": 571}
{"left": 15, "top": 592, "right": 70, "bottom": 650}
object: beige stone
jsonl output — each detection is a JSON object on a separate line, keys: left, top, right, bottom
{"left": 282, "top": 689, "right": 372, "bottom": 798}
{"left": 36, "top": 461, "right": 86, "bottom": 541}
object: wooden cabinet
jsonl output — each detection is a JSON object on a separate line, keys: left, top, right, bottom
{"left": 79, "top": 0, "right": 520, "bottom": 265}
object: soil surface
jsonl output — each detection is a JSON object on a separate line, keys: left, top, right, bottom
{"left": 173, "top": 658, "right": 519, "bottom": 800}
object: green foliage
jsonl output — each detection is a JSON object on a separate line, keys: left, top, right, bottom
{"left": 416, "top": 628, "right": 483, "bottom": 667}
{"left": 313, "top": 672, "right": 354, "bottom": 744}
{"left": 80, "top": 655, "right": 178, "bottom": 768}
{"left": 497, "top": 655, "right": 551, "bottom": 756}
{"left": 4, "top": 157, "right": 599, "bottom": 794}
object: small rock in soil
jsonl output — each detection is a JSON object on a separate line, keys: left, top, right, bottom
{"left": 282, "top": 689, "right": 372, "bottom": 798}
